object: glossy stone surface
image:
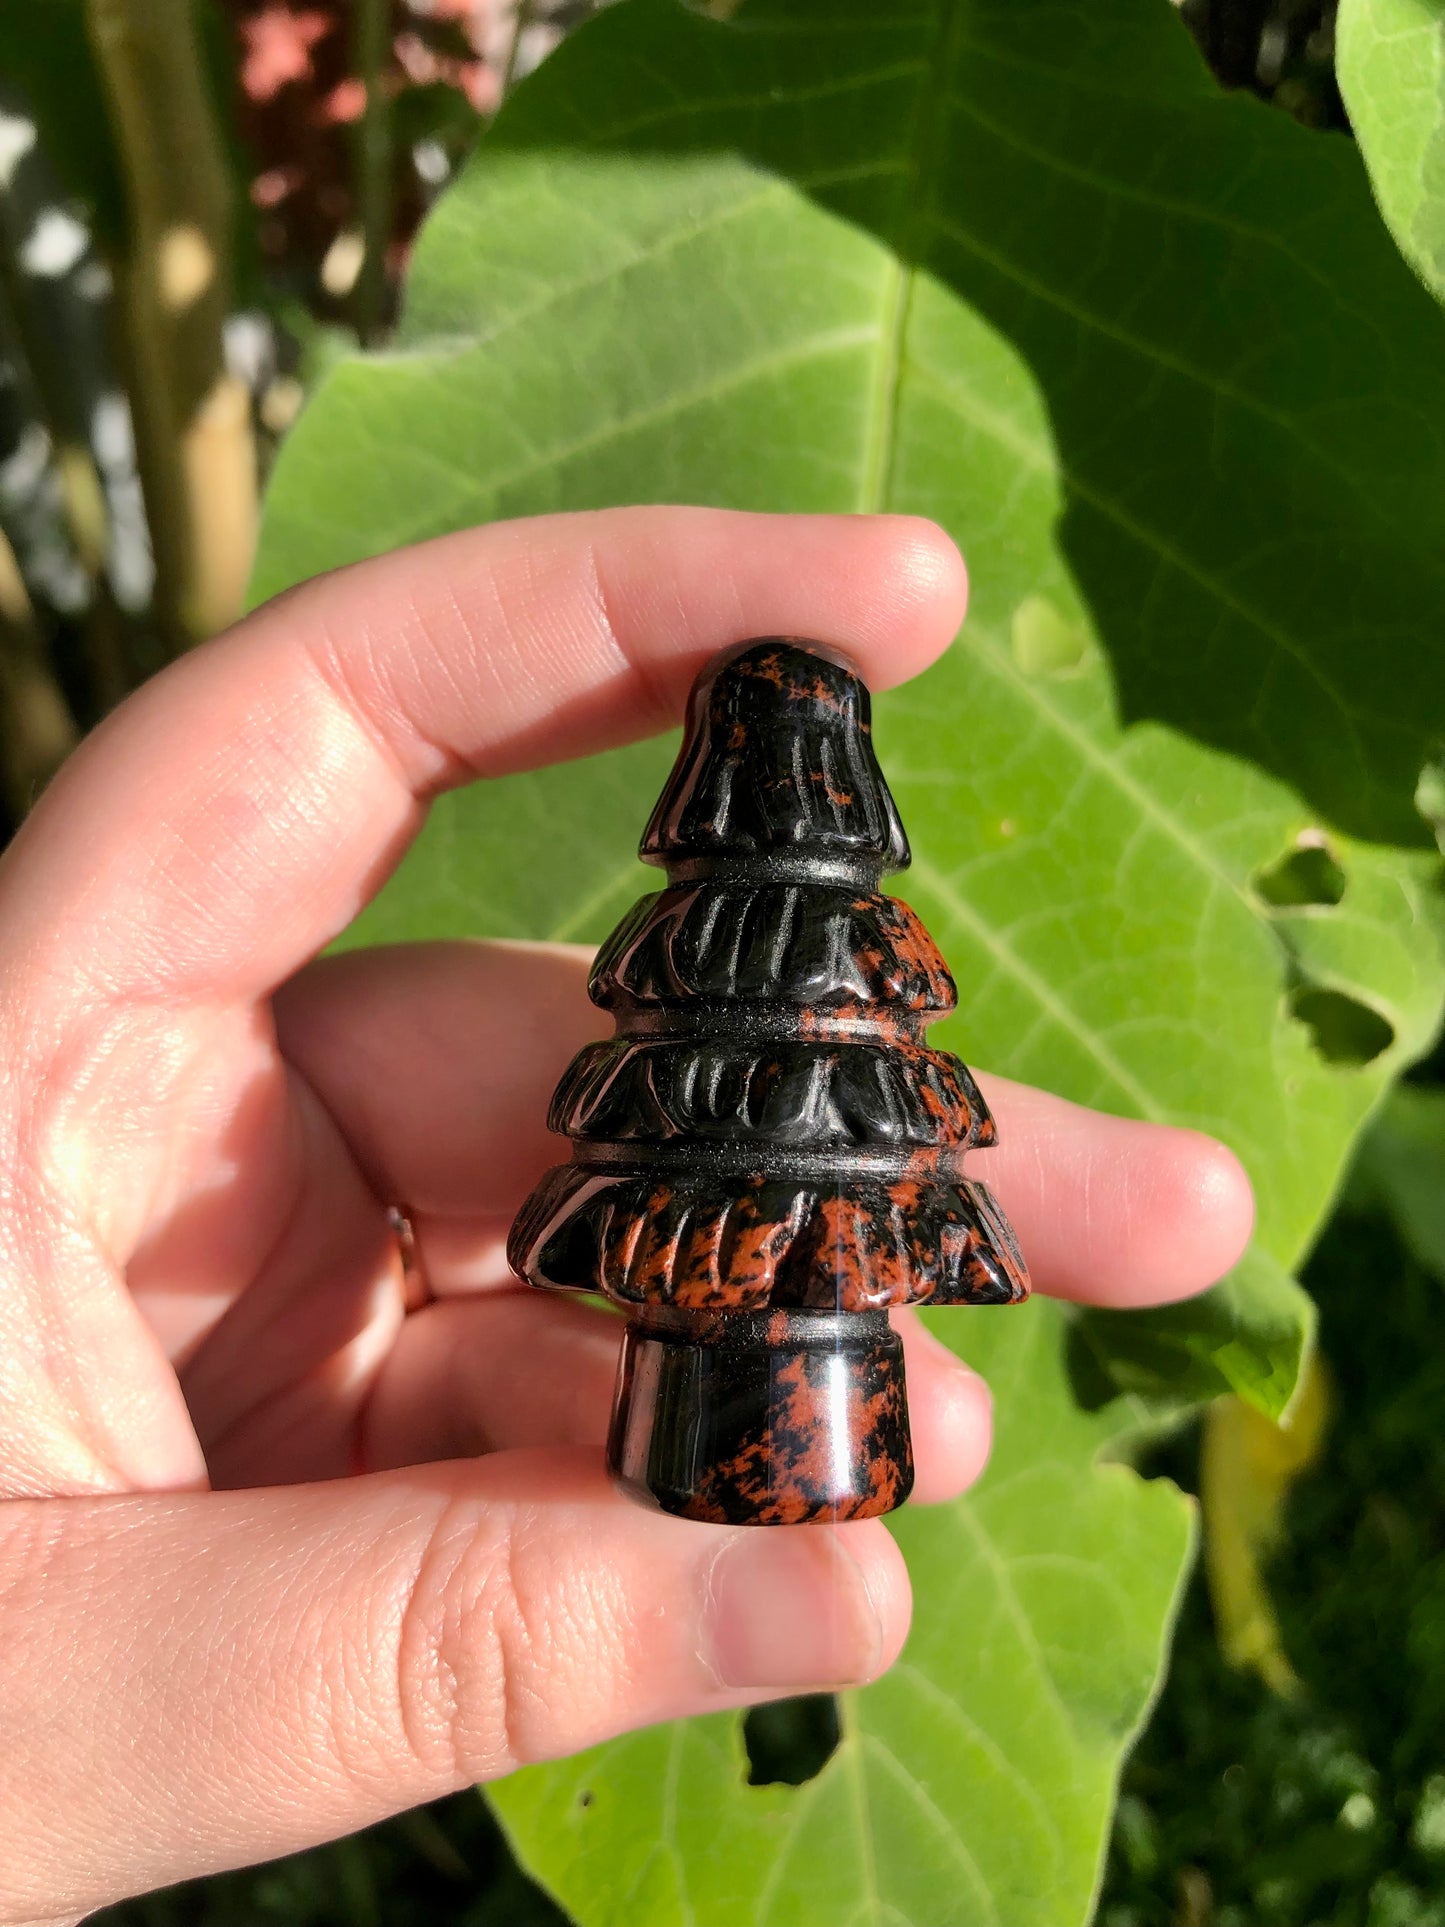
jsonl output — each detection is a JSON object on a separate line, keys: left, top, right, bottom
{"left": 507, "top": 638, "right": 1029, "bottom": 1523}
{"left": 610, "top": 1310, "right": 911, "bottom": 1525}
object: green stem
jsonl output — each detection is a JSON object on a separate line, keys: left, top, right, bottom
{"left": 86, "top": 0, "right": 256, "bottom": 648}
{"left": 501, "top": 0, "right": 539, "bottom": 98}
{"left": 352, "top": 0, "right": 393, "bottom": 344}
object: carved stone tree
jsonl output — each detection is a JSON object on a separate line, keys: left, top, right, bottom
{"left": 510, "top": 640, "right": 1028, "bottom": 1524}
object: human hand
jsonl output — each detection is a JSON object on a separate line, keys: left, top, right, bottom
{"left": 0, "top": 509, "right": 1252, "bottom": 1921}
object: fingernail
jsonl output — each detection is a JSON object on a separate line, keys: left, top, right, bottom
{"left": 703, "top": 1529, "right": 884, "bottom": 1690}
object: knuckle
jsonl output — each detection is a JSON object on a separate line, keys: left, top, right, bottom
{"left": 388, "top": 1496, "right": 630, "bottom": 1787}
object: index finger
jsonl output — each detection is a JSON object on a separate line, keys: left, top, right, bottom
{"left": 0, "top": 508, "right": 965, "bottom": 1012}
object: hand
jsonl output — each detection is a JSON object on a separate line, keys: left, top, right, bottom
{"left": 0, "top": 509, "right": 1252, "bottom": 1921}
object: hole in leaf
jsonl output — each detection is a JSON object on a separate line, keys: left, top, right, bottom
{"left": 743, "top": 1694, "right": 840, "bottom": 1786}
{"left": 1254, "top": 840, "right": 1346, "bottom": 908}
{"left": 1289, "top": 987, "right": 1394, "bottom": 1067}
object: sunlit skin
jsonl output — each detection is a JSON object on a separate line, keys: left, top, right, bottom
{"left": 0, "top": 509, "right": 1253, "bottom": 1923}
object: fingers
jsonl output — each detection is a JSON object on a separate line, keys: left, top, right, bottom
{"left": 972, "top": 1072, "right": 1255, "bottom": 1308}
{"left": 0, "top": 508, "right": 962, "bottom": 1495}
{"left": 360, "top": 1294, "right": 991, "bottom": 1507}
{"left": 277, "top": 940, "right": 1255, "bottom": 1306}
{"left": 0, "top": 509, "right": 965, "bottom": 1015}
{"left": 363, "top": 1295, "right": 620, "bottom": 1469}
{"left": 895, "top": 1311, "right": 993, "bottom": 1502}
{"left": 274, "top": 940, "right": 602, "bottom": 1216}
{"left": 0, "top": 1459, "right": 909, "bottom": 1917}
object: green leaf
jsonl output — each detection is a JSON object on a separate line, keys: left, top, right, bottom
{"left": 493, "top": 1297, "right": 1193, "bottom": 1927}
{"left": 1072, "top": 1247, "right": 1316, "bottom": 1424}
{"left": 338, "top": 737, "right": 672, "bottom": 951}
{"left": 1347, "top": 1081, "right": 1445, "bottom": 1276}
{"left": 253, "top": 0, "right": 1445, "bottom": 1300}
{"left": 1338, "top": 0, "right": 1445, "bottom": 309}
{"left": 251, "top": 0, "right": 1445, "bottom": 1919}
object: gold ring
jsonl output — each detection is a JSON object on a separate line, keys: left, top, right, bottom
{"left": 387, "top": 1205, "right": 432, "bottom": 1313}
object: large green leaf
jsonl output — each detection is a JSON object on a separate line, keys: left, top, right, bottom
{"left": 1339, "top": 0, "right": 1445, "bottom": 308}
{"left": 1072, "top": 1244, "right": 1314, "bottom": 1423}
{"left": 252, "top": 0, "right": 1445, "bottom": 1290}
{"left": 497, "top": 1297, "right": 1192, "bottom": 1927}
{"left": 251, "top": 0, "right": 1445, "bottom": 1919}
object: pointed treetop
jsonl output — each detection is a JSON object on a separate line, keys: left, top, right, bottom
{"left": 641, "top": 639, "right": 910, "bottom": 874}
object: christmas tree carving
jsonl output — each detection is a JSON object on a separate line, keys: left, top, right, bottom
{"left": 508, "top": 640, "right": 1029, "bottom": 1524}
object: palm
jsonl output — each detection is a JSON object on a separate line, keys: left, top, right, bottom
{"left": 106, "top": 941, "right": 603, "bottom": 1491}
{"left": 165, "top": 1030, "right": 396, "bottom": 1489}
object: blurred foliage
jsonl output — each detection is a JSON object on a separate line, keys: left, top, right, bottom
{"left": 1103, "top": 1090, "right": 1445, "bottom": 1927}
{"left": 1181, "top": 0, "right": 1345, "bottom": 122}
{"left": 92, "top": 1789, "right": 567, "bottom": 1927}
{"left": 1348, "top": 1082, "right": 1445, "bottom": 1280}
{"left": 1200, "top": 1354, "right": 1330, "bottom": 1698}
{"left": 0, "top": 0, "right": 589, "bottom": 822}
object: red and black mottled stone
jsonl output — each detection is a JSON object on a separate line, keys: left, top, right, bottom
{"left": 508, "top": 639, "right": 1029, "bottom": 1525}
{"left": 611, "top": 1310, "right": 911, "bottom": 1525}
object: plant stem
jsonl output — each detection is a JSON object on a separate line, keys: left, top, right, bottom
{"left": 85, "top": 0, "right": 256, "bottom": 648}
{"left": 501, "top": 0, "right": 539, "bottom": 98}
{"left": 352, "top": 0, "right": 393, "bottom": 345}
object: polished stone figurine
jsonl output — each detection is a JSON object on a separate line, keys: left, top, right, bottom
{"left": 508, "top": 640, "right": 1029, "bottom": 1524}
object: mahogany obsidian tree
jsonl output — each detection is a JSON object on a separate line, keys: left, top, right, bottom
{"left": 509, "top": 640, "right": 1029, "bottom": 1525}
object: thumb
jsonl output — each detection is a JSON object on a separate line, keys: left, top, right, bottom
{"left": 0, "top": 1450, "right": 908, "bottom": 1919}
